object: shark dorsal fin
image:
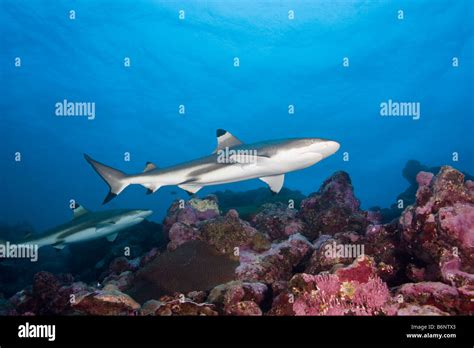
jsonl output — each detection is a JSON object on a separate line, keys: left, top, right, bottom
{"left": 143, "top": 162, "right": 157, "bottom": 172}
{"left": 213, "top": 129, "right": 243, "bottom": 154}
{"left": 72, "top": 204, "right": 89, "bottom": 219}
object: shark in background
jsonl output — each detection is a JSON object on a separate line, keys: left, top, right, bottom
{"left": 2, "top": 204, "right": 153, "bottom": 250}
{"left": 85, "top": 129, "right": 340, "bottom": 204}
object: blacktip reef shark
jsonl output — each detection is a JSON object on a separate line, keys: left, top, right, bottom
{"left": 85, "top": 129, "right": 340, "bottom": 204}
{"left": 10, "top": 204, "right": 153, "bottom": 250}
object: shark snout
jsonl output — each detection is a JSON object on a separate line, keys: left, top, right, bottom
{"left": 323, "top": 140, "right": 340, "bottom": 158}
{"left": 326, "top": 140, "right": 340, "bottom": 155}
{"left": 308, "top": 139, "right": 340, "bottom": 158}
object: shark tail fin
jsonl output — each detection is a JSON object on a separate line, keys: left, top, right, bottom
{"left": 84, "top": 154, "right": 130, "bottom": 204}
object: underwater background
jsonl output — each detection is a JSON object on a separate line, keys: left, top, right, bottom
{"left": 1, "top": 0, "right": 473, "bottom": 231}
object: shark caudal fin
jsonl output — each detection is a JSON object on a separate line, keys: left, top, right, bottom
{"left": 84, "top": 154, "right": 130, "bottom": 204}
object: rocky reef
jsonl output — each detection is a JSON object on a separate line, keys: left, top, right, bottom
{"left": 1, "top": 164, "right": 473, "bottom": 316}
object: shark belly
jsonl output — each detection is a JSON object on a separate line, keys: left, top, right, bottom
{"left": 191, "top": 159, "right": 285, "bottom": 186}
{"left": 195, "top": 151, "right": 324, "bottom": 186}
{"left": 61, "top": 227, "right": 97, "bottom": 244}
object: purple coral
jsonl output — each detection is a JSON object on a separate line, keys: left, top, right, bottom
{"left": 288, "top": 271, "right": 392, "bottom": 316}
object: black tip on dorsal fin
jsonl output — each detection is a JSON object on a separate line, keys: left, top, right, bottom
{"left": 216, "top": 129, "right": 226, "bottom": 137}
{"left": 143, "top": 162, "right": 157, "bottom": 172}
{"left": 103, "top": 192, "right": 117, "bottom": 205}
{"left": 146, "top": 189, "right": 153, "bottom": 195}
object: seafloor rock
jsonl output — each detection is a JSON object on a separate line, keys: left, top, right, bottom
{"left": 224, "top": 300, "right": 262, "bottom": 316}
{"left": 9, "top": 272, "right": 75, "bottom": 315}
{"left": 396, "top": 282, "right": 461, "bottom": 314}
{"left": 127, "top": 241, "right": 238, "bottom": 303}
{"left": 163, "top": 196, "right": 220, "bottom": 234}
{"left": 186, "top": 290, "right": 208, "bottom": 303}
{"left": 298, "top": 171, "right": 369, "bottom": 240}
{"left": 140, "top": 299, "right": 162, "bottom": 316}
{"left": 200, "top": 209, "right": 271, "bottom": 256}
{"left": 363, "top": 222, "right": 401, "bottom": 282}
{"left": 439, "top": 250, "right": 474, "bottom": 287}
{"left": 102, "top": 271, "right": 135, "bottom": 292}
{"left": 144, "top": 294, "right": 218, "bottom": 316}
{"left": 207, "top": 280, "right": 267, "bottom": 315}
{"left": 306, "top": 226, "right": 403, "bottom": 284}
{"left": 380, "top": 160, "right": 474, "bottom": 223}
{"left": 405, "top": 263, "right": 428, "bottom": 282}
{"left": 396, "top": 304, "right": 449, "bottom": 316}
{"left": 267, "top": 292, "right": 295, "bottom": 316}
{"left": 400, "top": 166, "right": 474, "bottom": 280}
{"left": 108, "top": 256, "right": 140, "bottom": 274}
{"left": 333, "top": 254, "right": 377, "bottom": 283}
{"left": 72, "top": 284, "right": 140, "bottom": 315}
{"left": 305, "top": 233, "right": 364, "bottom": 275}
{"left": 250, "top": 203, "right": 305, "bottom": 241}
{"left": 167, "top": 222, "right": 200, "bottom": 251}
{"left": 235, "top": 234, "right": 313, "bottom": 284}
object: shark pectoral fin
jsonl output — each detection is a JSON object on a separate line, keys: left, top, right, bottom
{"left": 212, "top": 129, "right": 243, "bottom": 154}
{"left": 178, "top": 184, "right": 203, "bottom": 195}
{"left": 143, "top": 162, "right": 157, "bottom": 172}
{"left": 106, "top": 232, "right": 119, "bottom": 242}
{"left": 72, "top": 203, "right": 90, "bottom": 219}
{"left": 259, "top": 174, "right": 285, "bottom": 194}
{"left": 52, "top": 242, "right": 66, "bottom": 250}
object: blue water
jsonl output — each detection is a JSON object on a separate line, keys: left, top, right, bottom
{"left": 1, "top": 0, "right": 473, "bottom": 231}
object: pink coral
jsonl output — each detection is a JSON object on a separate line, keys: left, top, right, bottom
{"left": 352, "top": 277, "right": 391, "bottom": 315}
{"left": 315, "top": 274, "right": 340, "bottom": 297}
{"left": 287, "top": 271, "right": 392, "bottom": 316}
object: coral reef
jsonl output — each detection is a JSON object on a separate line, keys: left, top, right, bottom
{"left": 400, "top": 167, "right": 474, "bottom": 280}
{"left": 207, "top": 280, "right": 268, "bottom": 315}
{"left": 236, "top": 234, "right": 313, "bottom": 284}
{"left": 163, "top": 196, "right": 220, "bottom": 234}
{"left": 379, "top": 160, "right": 474, "bottom": 223}
{"left": 141, "top": 294, "right": 218, "bottom": 316}
{"left": 2, "top": 164, "right": 473, "bottom": 316}
{"left": 269, "top": 257, "right": 396, "bottom": 316}
{"left": 297, "top": 171, "right": 370, "bottom": 240}
{"left": 251, "top": 203, "right": 305, "bottom": 241}
{"left": 200, "top": 209, "right": 271, "bottom": 256}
